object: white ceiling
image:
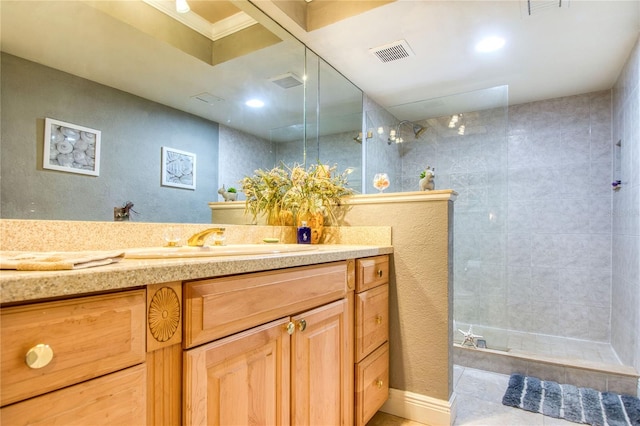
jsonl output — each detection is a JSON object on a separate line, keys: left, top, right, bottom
{"left": 254, "top": 0, "right": 640, "bottom": 114}
{"left": 2, "top": 0, "right": 638, "bottom": 133}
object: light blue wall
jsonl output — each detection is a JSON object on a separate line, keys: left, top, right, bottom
{"left": 1, "top": 53, "right": 219, "bottom": 223}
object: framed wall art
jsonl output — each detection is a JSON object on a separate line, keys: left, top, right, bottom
{"left": 161, "top": 146, "right": 196, "bottom": 190}
{"left": 43, "top": 118, "right": 101, "bottom": 176}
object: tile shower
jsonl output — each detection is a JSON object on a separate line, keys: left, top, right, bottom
{"left": 363, "top": 36, "right": 639, "bottom": 395}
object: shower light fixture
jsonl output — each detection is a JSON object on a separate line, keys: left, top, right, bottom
{"left": 176, "top": 0, "right": 190, "bottom": 13}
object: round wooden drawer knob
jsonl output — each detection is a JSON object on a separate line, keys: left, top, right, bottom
{"left": 25, "top": 344, "right": 54, "bottom": 369}
{"left": 376, "top": 379, "right": 384, "bottom": 389}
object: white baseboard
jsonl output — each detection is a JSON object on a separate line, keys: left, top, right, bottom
{"left": 379, "top": 388, "right": 457, "bottom": 426}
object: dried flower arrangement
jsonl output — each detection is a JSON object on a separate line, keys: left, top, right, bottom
{"left": 240, "top": 163, "right": 354, "bottom": 228}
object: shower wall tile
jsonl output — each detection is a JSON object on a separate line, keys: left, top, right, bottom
{"left": 532, "top": 199, "right": 590, "bottom": 234}
{"left": 505, "top": 90, "right": 613, "bottom": 340}
{"left": 531, "top": 267, "right": 561, "bottom": 302}
{"left": 507, "top": 266, "right": 532, "bottom": 303}
{"left": 413, "top": 87, "right": 616, "bottom": 344}
{"left": 610, "top": 35, "right": 640, "bottom": 373}
{"left": 558, "top": 302, "right": 593, "bottom": 340}
{"left": 587, "top": 306, "right": 612, "bottom": 342}
{"left": 507, "top": 233, "right": 531, "bottom": 266}
{"left": 507, "top": 200, "right": 533, "bottom": 233}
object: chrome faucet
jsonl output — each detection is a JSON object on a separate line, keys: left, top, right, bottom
{"left": 187, "top": 227, "right": 226, "bottom": 247}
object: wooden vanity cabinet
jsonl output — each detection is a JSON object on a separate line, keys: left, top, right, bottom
{"left": 355, "top": 255, "right": 390, "bottom": 426}
{"left": 0, "top": 290, "right": 147, "bottom": 425}
{"left": 183, "top": 261, "right": 353, "bottom": 426}
{"left": 1, "top": 255, "right": 390, "bottom": 425}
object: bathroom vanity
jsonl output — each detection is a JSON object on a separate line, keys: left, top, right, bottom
{"left": 0, "top": 246, "right": 391, "bottom": 425}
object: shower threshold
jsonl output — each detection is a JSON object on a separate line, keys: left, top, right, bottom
{"left": 453, "top": 334, "right": 639, "bottom": 396}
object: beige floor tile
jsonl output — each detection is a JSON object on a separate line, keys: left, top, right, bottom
{"left": 454, "top": 367, "right": 510, "bottom": 403}
{"left": 367, "top": 367, "right": 586, "bottom": 426}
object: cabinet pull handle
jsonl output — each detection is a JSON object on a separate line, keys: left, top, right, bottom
{"left": 376, "top": 379, "right": 384, "bottom": 389}
{"left": 286, "top": 322, "right": 295, "bottom": 335}
{"left": 25, "top": 344, "right": 54, "bottom": 369}
{"left": 297, "top": 319, "right": 307, "bottom": 332}
{"left": 377, "top": 269, "right": 383, "bottom": 278}
{"left": 376, "top": 315, "right": 383, "bottom": 325}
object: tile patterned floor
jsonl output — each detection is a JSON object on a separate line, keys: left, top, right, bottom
{"left": 366, "top": 366, "right": 578, "bottom": 426}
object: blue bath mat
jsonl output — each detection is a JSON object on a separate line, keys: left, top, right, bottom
{"left": 502, "top": 373, "right": 640, "bottom": 425}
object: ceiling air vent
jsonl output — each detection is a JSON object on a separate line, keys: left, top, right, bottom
{"left": 191, "top": 92, "right": 224, "bottom": 105}
{"left": 269, "top": 72, "right": 303, "bottom": 89}
{"left": 525, "top": 0, "right": 568, "bottom": 16}
{"left": 370, "top": 39, "right": 415, "bottom": 63}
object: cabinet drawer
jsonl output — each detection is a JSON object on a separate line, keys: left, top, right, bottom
{"left": 355, "top": 284, "right": 389, "bottom": 362}
{"left": 355, "top": 342, "right": 389, "bottom": 426}
{"left": 1, "top": 290, "right": 146, "bottom": 406}
{"left": 356, "top": 256, "right": 389, "bottom": 292}
{"left": 184, "top": 262, "right": 347, "bottom": 348}
{"left": 0, "top": 364, "right": 146, "bottom": 425}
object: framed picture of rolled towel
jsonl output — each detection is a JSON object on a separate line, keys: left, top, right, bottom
{"left": 43, "top": 118, "right": 101, "bottom": 176}
{"left": 161, "top": 146, "right": 196, "bottom": 190}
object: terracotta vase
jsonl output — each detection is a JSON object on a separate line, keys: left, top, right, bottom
{"left": 298, "top": 212, "right": 324, "bottom": 244}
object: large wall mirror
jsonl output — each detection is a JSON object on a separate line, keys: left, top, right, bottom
{"left": 0, "top": 0, "right": 363, "bottom": 223}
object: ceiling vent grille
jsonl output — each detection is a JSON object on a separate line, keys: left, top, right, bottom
{"left": 269, "top": 72, "right": 303, "bottom": 89}
{"left": 526, "top": 0, "right": 567, "bottom": 16}
{"left": 370, "top": 40, "right": 415, "bottom": 63}
{"left": 191, "top": 92, "right": 224, "bottom": 104}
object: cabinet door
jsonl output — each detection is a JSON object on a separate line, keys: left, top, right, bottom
{"left": 291, "top": 298, "right": 352, "bottom": 426}
{"left": 183, "top": 317, "right": 291, "bottom": 426}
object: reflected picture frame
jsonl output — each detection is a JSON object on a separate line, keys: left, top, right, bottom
{"left": 161, "top": 146, "right": 196, "bottom": 190}
{"left": 43, "top": 118, "right": 101, "bottom": 176}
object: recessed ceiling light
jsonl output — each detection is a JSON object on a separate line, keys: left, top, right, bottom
{"left": 175, "top": 0, "right": 190, "bottom": 13}
{"left": 245, "top": 99, "right": 264, "bottom": 108}
{"left": 475, "top": 36, "right": 505, "bottom": 53}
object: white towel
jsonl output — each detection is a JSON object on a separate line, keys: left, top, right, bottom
{"left": 0, "top": 250, "right": 125, "bottom": 271}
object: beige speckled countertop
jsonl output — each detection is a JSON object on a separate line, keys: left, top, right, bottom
{"left": 0, "top": 245, "right": 393, "bottom": 304}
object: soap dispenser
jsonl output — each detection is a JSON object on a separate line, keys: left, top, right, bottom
{"left": 297, "top": 221, "right": 311, "bottom": 244}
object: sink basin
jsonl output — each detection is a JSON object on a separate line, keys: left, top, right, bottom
{"left": 124, "top": 244, "right": 318, "bottom": 259}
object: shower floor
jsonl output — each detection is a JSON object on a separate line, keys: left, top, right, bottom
{"left": 453, "top": 323, "right": 639, "bottom": 396}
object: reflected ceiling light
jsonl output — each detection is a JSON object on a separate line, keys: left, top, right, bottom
{"left": 245, "top": 99, "right": 264, "bottom": 108}
{"left": 176, "top": 0, "right": 190, "bottom": 13}
{"left": 475, "top": 36, "right": 505, "bottom": 52}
